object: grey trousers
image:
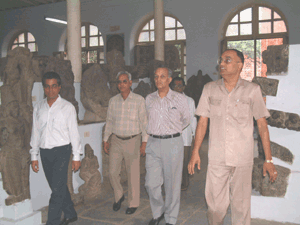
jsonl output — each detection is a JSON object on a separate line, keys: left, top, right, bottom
{"left": 145, "top": 135, "right": 184, "bottom": 225}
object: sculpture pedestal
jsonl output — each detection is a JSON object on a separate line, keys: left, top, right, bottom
{"left": 0, "top": 180, "right": 42, "bottom": 225}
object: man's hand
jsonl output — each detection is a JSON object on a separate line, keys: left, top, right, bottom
{"left": 72, "top": 160, "right": 81, "bottom": 172}
{"left": 31, "top": 160, "right": 39, "bottom": 173}
{"left": 188, "top": 151, "right": 201, "bottom": 175}
{"left": 263, "top": 162, "right": 277, "bottom": 182}
{"left": 140, "top": 142, "right": 147, "bottom": 157}
{"left": 103, "top": 141, "right": 109, "bottom": 154}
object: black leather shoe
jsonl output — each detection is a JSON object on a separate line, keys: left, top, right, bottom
{"left": 113, "top": 195, "right": 125, "bottom": 211}
{"left": 125, "top": 207, "right": 137, "bottom": 214}
{"left": 59, "top": 217, "right": 78, "bottom": 225}
{"left": 148, "top": 213, "right": 164, "bottom": 225}
{"left": 166, "top": 223, "right": 174, "bottom": 225}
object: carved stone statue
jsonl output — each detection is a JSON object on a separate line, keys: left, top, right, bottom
{"left": 0, "top": 85, "right": 31, "bottom": 205}
{"left": 81, "top": 64, "right": 113, "bottom": 122}
{"left": 78, "top": 144, "right": 102, "bottom": 202}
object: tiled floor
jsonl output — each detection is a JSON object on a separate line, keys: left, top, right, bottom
{"left": 39, "top": 138, "right": 299, "bottom": 225}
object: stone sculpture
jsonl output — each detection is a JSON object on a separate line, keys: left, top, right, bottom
{"left": 252, "top": 77, "right": 279, "bottom": 97}
{"left": 81, "top": 64, "right": 113, "bottom": 122}
{"left": 79, "top": 144, "right": 102, "bottom": 202}
{"left": 267, "top": 109, "right": 300, "bottom": 131}
{"left": 0, "top": 85, "right": 31, "bottom": 205}
{"left": 133, "top": 81, "right": 152, "bottom": 98}
{"left": 262, "top": 44, "right": 289, "bottom": 75}
{"left": 2, "top": 47, "right": 39, "bottom": 109}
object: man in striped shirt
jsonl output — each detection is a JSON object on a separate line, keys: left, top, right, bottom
{"left": 103, "top": 71, "right": 148, "bottom": 215}
{"left": 145, "top": 67, "right": 190, "bottom": 225}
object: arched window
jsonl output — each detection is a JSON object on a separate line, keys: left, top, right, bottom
{"left": 135, "top": 15, "right": 186, "bottom": 79}
{"left": 222, "top": 4, "right": 288, "bottom": 81}
{"left": 9, "top": 31, "right": 38, "bottom": 54}
{"left": 81, "top": 23, "right": 105, "bottom": 64}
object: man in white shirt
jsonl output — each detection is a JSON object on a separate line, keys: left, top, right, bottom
{"left": 30, "top": 72, "right": 82, "bottom": 225}
{"left": 170, "top": 77, "right": 197, "bottom": 191}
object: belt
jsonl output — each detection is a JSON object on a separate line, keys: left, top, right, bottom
{"left": 150, "top": 133, "right": 180, "bottom": 139}
{"left": 115, "top": 134, "right": 139, "bottom": 140}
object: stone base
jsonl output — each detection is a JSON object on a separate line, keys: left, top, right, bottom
{"left": 0, "top": 198, "right": 42, "bottom": 225}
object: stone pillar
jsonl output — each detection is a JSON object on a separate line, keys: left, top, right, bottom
{"left": 154, "top": 0, "right": 164, "bottom": 61}
{"left": 67, "top": 0, "right": 82, "bottom": 82}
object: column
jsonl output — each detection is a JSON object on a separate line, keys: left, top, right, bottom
{"left": 154, "top": 0, "right": 164, "bottom": 61}
{"left": 67, "top": 0, "right": 82, "bottom": 82}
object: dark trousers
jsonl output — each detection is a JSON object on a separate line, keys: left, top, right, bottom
{"left": 181, "top": 146, "right": 191, "bottom": 189}
{"left": 40, "top": 144, "right": 77, "bottom": 225}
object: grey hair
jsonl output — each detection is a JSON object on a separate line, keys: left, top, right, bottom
{"left": 155, "top": 67, "right": 173, "bottom": 77}
{"left": 116, "top": 71, "right": 132, "bottom": 81}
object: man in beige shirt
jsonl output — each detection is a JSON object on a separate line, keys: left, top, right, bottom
{"left": 188, "top": 49, "right": 277, "bottom": 225}
{"left": 103, "top": 71, "right": 148, "bottom": 215}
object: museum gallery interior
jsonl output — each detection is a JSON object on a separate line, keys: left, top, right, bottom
{"left": 0, "top": 0, "right": 299, "bottom": 224}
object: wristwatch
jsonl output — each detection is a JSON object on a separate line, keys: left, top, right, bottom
{"left": 265, "top": 159, "right": 273, "bottom": 163}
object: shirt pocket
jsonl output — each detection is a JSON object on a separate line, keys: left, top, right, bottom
{"left": 209, "top": 97, "right": 222, "bottom": 117}
{"left": 52, "top": 112, "right": 65, "bottom": 131}
{"left": 128, "top": 102, "right": 138, "bottom": 121}
{"left": 233, "top": 97, "right": 250, "bottom": 121}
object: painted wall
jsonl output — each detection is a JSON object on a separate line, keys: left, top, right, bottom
{"left": 0, "top": 0, "right": 300, "bottom": 81}
{"left": 251, "top": 44, "right": 300, "bottom": 223}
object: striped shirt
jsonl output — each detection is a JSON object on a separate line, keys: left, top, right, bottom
{"left": 146, "top": 89, "right": 190, "bottom": 135}
{"left": 103, "top": 91, "right": 148, "bottom": 142}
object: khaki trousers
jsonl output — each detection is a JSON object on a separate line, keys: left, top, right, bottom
{"left": 109, "top": 134, "right": 141, "bottom": 207}
{"left": 205, "top": 164, "right": 252, "bottom": 225}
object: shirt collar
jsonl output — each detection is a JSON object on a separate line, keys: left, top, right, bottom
{"left": 218, "top": 76, "right": 245, "bottom": 88}
{"left": 118, "top": 91, "right": 132, "bottom": 101}
{"left": 155, "top": 88, "right": 174, "bottom": 100}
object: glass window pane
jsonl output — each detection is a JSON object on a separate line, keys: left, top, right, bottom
{"left": 240, "top": 23, "right": 252, "bottom": 35}
{"left": 165, "top": 30, "right": 175, "bottom": 41}
{"left": 139, "top": 32, "right": 149, "bottom": 42}
{"left": 28, "top": 43, "right": 36, "bottom": 52}
{"left": 88, "top": 50, "right": 97, "bottom": 63}
{"left": 99, "top": 51, "right": 104, "bottom": 60}
{"left": 81, "top": 26, "right": 86, "bottom": 37}
{"left": 274, "top": 12, "right": 281, "bottom": 19}
{"left": 19, "top": 33, "right": 25, "bottom": 43}
{"left": 13, "top": 38, "right": 18, "bottom": 44}
{"left": 256, "top": 38, "right": 283, "bottom": 77}
{"left": 226, "top": 24, "right": 238, "bottom": 36}
{"left": 150, "top": 19, "right": 154, "bottom": 29}
{"left": 184, "top": 46, "right": 186, "bottom": 54}
{"left": 11, "top": 44, "right": 18, "bottom": 50}
{"left": 227, "top": 40, "right": 255, "bottom": 81}
{"left": 28, "top": 32, "right": 35, "bottom": 42}
{"left": 99, "top": 37, "right": 104, "bottom": 46}
{"left": 165, "top": 16, "right": 175, "bottom": 28}
{"left": 177, "top": 21, "right": 183, "bottom": 27}
{"left": 82, "top": 51, "right": 87, "bottom": 64}
{"left": 259, "top": 22, "right": 271, "bottom": 34}
{"left": 150, "top": 31, "right": 155, "bottom": 42}
{"left": 240, "top": 8, "right": 252, "bottom": 22}
{"left": 231, "top": 14, "right": 238, "bottom": 23}
{"left": 184, "top": 66, "right": 186, "bottom": 75}
{"left": 90, "top": 25, "right": 98, "bottom": 36}
{"left": 81, "top": 38, "right": 86, "bottom": 48}
{"left": 184, "top": 55, "right": 186, "bottom": 64}
{"left": 259, "top": 7, "right": 271, "bottom": 20}
{"left": 177, "top": 29, "right": 186, "bottom": 40}
{"left": 142, "top": 23, "right": 149, "bottom": 30}
{"left": 19, "top": 44, "right": 25, "bottom": 47}
{"left": 89, "top": 37, "right": 98, "bottom": 47}
{"left": 274, "top": 20, "right": 287, "bottom": 33}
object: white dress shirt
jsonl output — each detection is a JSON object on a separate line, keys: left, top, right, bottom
{"left": 182, "top": 94, "right": 197, "bottom": 146}
{"left": 30, "top": 95, "right": 82, "bottom": 161}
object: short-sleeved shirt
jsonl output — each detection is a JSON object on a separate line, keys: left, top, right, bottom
{"left": 196, "top": 78, "right": 270, "bottom": 166}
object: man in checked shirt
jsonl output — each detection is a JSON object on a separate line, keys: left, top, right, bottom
{"left": 103, "top": 71, "right": 148, "bottom": 215}
{"left": 145, "top": 67, "right": 190, "bottom": 225}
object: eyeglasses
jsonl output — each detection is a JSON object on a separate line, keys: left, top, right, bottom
{"left": 117, "top": 79, "right": 129, "bottom": 84}
{"left": 217, "top": 57, "right": 241, "bottom": 65}
{"left": 174, "top": 84, "right": 184, "bottom": 89}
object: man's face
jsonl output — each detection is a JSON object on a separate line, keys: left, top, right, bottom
{"left": 219, "top": 50, "right": 243, "bottom": 78}
{"left": 154, "top": 68, "right": 172, "bottom": 91}
{"left": 44, "top": 79, "right": 61, "bottom": 101}
{"left": 117, "top": 74, "right": 132, "bottom": 93}
{"left": 173, "top": 80, "right": 185, "bottom": 93}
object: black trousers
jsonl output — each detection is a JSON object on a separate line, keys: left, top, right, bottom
{"left": 40, "top": 144, "right": 77, "bottom": 225}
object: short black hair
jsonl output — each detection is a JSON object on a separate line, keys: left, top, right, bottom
{"left": 170, "top": 76, "right": 185, "bottom": 88}
{"left": 42, "top": 71, "right": 62, "bottom": 87}
{"left": 224, "top": 49, "right": 245, "bottom": 64}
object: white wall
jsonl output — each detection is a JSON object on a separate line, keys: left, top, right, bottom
{"left": 251, "top": 44, "right": 300, "bottom": 224}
